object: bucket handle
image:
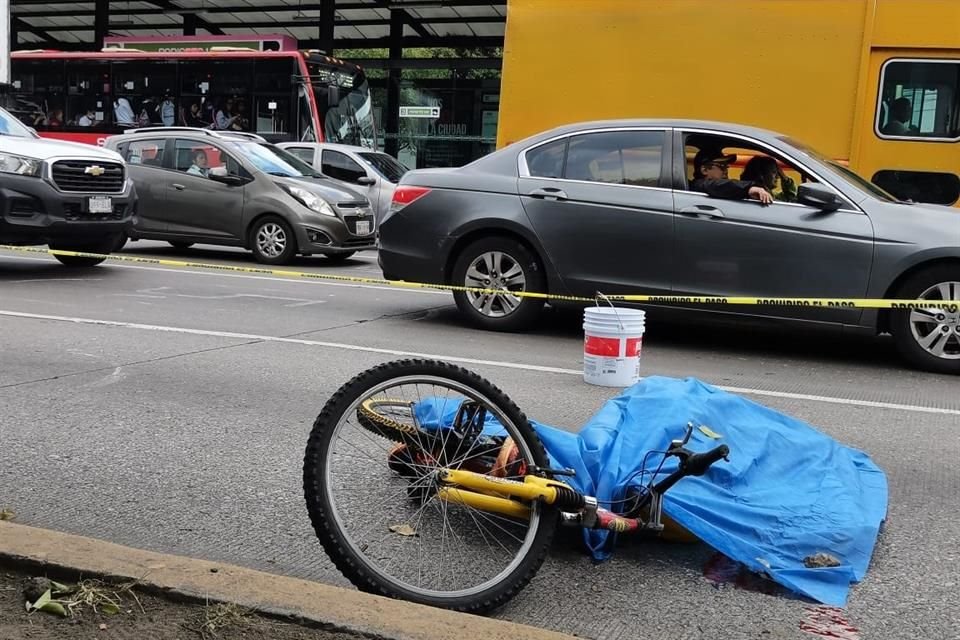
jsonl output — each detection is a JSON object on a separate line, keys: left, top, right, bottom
{"left": 594, "top": 292, "right": 625, "bottom": 331}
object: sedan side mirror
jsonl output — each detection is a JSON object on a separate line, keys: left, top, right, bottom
{"left": 796, "top": 183, "right": 845, "bottom": 212}
{"left": 356, "top": 176, "right": 376, "bottom": 186}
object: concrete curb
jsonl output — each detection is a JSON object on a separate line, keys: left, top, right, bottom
{"left": 0, "top": 521, "right": 575, "bottom": 640}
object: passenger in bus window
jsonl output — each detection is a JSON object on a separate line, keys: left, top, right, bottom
{"left": 78, "top": 108, "right": 98, "bottom": 127}
{"left": 46, "top": 108, "right": 64, "bottom": 128}
{"left": 215, "top": 98, "right": 241, "bottom": 130}
{"left": 114, "top": 97, "right": 136, "bottom": 128}
{"left": 182, "top": 102, "right": 208, "bottom": 128}
{"left": 161, "top": 91, "right": 176, "bottom": 127}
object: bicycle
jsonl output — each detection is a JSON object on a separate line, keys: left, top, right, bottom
{"left": 303, "top": 358, "right": 730, "bottom": 614}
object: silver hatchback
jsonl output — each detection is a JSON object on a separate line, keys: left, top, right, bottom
{"left": 277, "top": 141, "right": 409, "bottom": 224}
{"left": 104, "top": 128, "right": 376, "bottom": 264}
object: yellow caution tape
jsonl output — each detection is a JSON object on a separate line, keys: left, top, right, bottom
{"left": 3, "top": 244, "right": 958, "bottom": 311}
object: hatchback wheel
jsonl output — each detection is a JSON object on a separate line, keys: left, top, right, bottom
{"left": 250, "top": 216, "right": 297, "bottom": 265}
{"left": 891, "top": 265, "right": 960, "bottom": 375}
{"left": 451, "top": 237, "right": 545, "bottom": 332}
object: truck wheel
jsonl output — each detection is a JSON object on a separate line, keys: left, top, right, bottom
{"left": 890, "top": 265, "right": 960, "bottom": 374}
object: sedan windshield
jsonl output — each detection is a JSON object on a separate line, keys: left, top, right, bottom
{"left": 234, "top": 142, "right": 325, "bottom": 179}
{"left": 779, "top": 135, "right": 900, "bottom": 202}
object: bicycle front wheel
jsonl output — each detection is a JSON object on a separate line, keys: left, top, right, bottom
{"left": 303, "top": 359, "right": 558, "bottom": 614}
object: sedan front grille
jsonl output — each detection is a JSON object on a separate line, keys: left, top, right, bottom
{"left": 51, "top": 160, "right": 125, "bottom": 194}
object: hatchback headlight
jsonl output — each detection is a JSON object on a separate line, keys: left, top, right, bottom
{"left": 0, "top": 153, "right": 41, "bottom": 177}
{"left": 283, "top": 184, "right": 336, "bottom": 217}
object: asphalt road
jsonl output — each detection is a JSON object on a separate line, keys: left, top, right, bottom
{"left": 1, "top": 241, "right": 957, "bottom": 640}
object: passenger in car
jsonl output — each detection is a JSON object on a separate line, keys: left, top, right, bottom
{"left": 690, "top": 148, "right": 773, "bottom": 204}
{"left": 740, "top": 156, "right": 798, "bottom": 202}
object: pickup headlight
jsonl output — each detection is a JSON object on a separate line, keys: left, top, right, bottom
{"left": 283, "top": 184, "right": 336, "bottom": 217}
{"left": 0, "top": 153, "right": 41, "bottom": 177}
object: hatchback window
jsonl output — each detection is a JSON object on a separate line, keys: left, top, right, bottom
{"left": 173, "top": 139, "right": 240, "bottom": 178}
{"left": 285, "top": 147, "right": 316, "bottom": 164}
{"left": 123, "top": 139, "right": 165, "bottom": 167}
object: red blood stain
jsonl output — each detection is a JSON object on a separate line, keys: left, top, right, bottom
{"left": 800, "top": 606, "right": 861, "bottom": 640}
{"left": 702, "top": 552, "right": 785, "bottom": 596}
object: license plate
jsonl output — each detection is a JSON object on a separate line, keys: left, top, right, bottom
{"left": 88, "top": 196, "right": 113, "bottom": 214}
{"left": 355, "top": 220, "right": 370, "bottom": 235}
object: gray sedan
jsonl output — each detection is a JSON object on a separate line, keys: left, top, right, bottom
{"left": 377, "top": 119, "right": 960, "bottom": 374}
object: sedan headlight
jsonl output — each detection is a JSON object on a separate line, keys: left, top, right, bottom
{"left": 284, "top": 185, "right": 336, "bottom": 217}
{"left": 0, "top": 153, "right": 41, "bottom": 177}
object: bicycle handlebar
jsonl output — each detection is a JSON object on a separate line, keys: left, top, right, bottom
{"left": 683, "top": 444, "right": 730, "bottom": 476}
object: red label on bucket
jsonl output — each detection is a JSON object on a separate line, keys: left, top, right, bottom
{"left": 584, "top": 336, "right": 642, "bottom": 357}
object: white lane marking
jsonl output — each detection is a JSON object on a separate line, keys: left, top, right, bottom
{"left": 0, "top": 254, "right": 448, "bottom": 296}
{"left": 2, "top": 308, "right": 958, "bottom": 417}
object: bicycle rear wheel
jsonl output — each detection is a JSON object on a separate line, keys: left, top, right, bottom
{"left": 303, "top": 359, "right": 558, "bottom": 614}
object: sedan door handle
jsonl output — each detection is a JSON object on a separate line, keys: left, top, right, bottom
{"left": 679, "top": 205, "right": 725, "bottom": 219}
{"left": 171, "top": 183, "right": 186, "bottom": 191}
{"left": 528, "top": 187, "right": 568, "bottom": 201}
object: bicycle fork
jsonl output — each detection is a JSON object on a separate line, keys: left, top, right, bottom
{"left": 437, "top": 469, "right": 664, "bottom": 533}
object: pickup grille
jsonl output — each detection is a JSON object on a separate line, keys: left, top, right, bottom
{"left": 51, "top": 160, "right": 125, "bottom": 194}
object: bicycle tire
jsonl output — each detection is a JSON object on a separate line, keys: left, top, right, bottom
{"left": 303, "top": 358, "right": 558, "bottom": 614}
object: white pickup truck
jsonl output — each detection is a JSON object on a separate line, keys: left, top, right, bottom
{"left": 0, "top": 105, "right": 136, "bottom": 267}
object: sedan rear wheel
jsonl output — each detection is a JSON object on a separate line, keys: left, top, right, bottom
{"left": 452, "top": 237, "right": 545, "bottom": 332}
{"left": 891, "top": 265, "right": 960, "bottom": 374}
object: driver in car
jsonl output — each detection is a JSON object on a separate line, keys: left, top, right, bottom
{"left": 690, "top": 148, "right": 774, "bottom": 204}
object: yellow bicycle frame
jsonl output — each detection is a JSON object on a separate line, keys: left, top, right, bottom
{"left": 437, "top": 468, "right": 573, "bottom": 519}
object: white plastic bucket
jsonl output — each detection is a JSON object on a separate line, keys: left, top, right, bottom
{"left": 583, "top": 306, "right": 646, "bottom": 387}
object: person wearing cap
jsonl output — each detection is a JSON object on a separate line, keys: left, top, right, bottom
{"left": 691, "top": 148, "right": 774, "bottom": 204}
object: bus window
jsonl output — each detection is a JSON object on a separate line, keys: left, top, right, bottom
{"left": 876, "top": 60, "right": 960, "bottom": 140}
{"left": 872, "top": 170, "right": 960, "bottom": 206}
{"left": 65, "top": 60, "right": 112, "bottom": 129}
{"left": 308, "top": 61, "right": 376, "bottom": 149}
{"left": 10, "top": 60, "right": 65, "bottom": 129}
{"left": 113, "top": 61, "right": 178, "bottom": 127}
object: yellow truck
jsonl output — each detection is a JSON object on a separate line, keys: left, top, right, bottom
{"left": 497, "top": 0, "right": 959, "bottom": 206}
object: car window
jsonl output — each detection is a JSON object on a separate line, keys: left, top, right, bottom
{"left": 285, "top": 146, "right": 316, "bottom": 164}
{"left": 0, "top": 106, "right": 37, "bottom": 138}
{"left": 123, "top": 139, "right": 165, "bottom": 167}
{"left": 682, "top": 132, "right": 825, "bottom": 205}
{"left": 322, "top": 150, "right": 367, "bottom": 183}
{"left": 173, "top": 139, "right": 240, "bottom": 178}
{"left": 563, "top": 131, "right": 665, "bottom": 186}
{"left": 233, "top": 142, "right": 322, "bottom": 178}
{"left": 526, "top": 138, "right": 567, "bottom": 178}
{"left": 358, "top": 152, "right": 408, "bottom": 183}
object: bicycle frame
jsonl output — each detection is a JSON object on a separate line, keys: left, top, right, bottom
{"left": 437, "top": 468, "right": 663, "bottom": 534}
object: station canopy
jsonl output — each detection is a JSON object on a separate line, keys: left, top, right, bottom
{"left": 10, "top": 1, "right": 507, "bottom": 50}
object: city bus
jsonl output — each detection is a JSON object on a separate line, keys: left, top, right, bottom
{"left": 7, "top": 46, "right": 377, "bottom": 150}
{"left": 498, "top": 0, "right": 960, "bottom": 206}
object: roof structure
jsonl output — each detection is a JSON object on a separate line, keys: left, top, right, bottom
{"left": 10, "top": 0, "right": 507, "bottom": 50}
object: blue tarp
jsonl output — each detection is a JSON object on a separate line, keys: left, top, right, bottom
{"left": 413, "top": 375, "right": 888, "bottom": 607}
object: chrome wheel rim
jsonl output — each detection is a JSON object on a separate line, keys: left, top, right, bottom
{"left": 463, "top": 251, "right": 526, "bottom": 318}
{"left": 256, "top": 223, "right": 287, "bottom": 258}
{"left": 909, "top": 281, "right": 960, "bottom": 360}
